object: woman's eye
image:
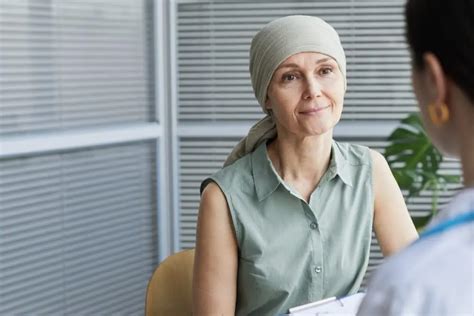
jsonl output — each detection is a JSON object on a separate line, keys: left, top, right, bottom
{"left": 282, "top": 74, "right": 297, "bottom": 81}
{"left": 320, "top": 67, "right": 333, "bottom": 75}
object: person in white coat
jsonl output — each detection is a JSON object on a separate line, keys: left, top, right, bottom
{"left": 358, "top": 0, "right": 474, "bottom": 314}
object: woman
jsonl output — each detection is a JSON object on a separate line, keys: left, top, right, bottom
{"left": 358, "top": 0, "right": 474, "bottom": 314}
{"left": 193, "top": 15, "right": 418, "bottom": 316}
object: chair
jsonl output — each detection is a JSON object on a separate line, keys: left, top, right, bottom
{"left": 145, "top": 249, "right": 195, "bottom": 316}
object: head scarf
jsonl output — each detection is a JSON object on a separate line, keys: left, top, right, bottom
{"left": 224, "top": 15, "right": 347, "bottom": 166}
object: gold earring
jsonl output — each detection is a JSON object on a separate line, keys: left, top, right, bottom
{"left": 428, "top": 103, "right": 450, "bottom": 127}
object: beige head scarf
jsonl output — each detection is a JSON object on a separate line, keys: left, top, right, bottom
{"left": 224, "top": 15, "right": 347, "bottom": 166}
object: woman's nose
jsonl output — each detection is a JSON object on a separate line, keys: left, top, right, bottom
{"left": 303, "top": 77, "right": 322, "bottom": 99}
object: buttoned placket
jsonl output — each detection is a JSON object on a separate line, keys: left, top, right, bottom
{"left": 302, "top": 174, "right": 333, "bottom": 302}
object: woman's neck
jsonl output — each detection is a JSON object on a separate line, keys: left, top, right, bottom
{"left": 267, "top": 132, "right": 333, "bottom": 200}
{"left": 454, "top": 95, "right": 474, "bottom": 189}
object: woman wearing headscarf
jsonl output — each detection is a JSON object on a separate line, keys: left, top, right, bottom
{"left": 358, "top": 0, "right": 474, "bottom": 314}
{"left": 193, "top": 15, "right": 418, "bottom": 316}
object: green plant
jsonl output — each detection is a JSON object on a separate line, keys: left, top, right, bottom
{"left": 384, "top": 113, "right": 461, "bottom": 229}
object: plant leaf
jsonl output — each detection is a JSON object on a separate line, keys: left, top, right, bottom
{"left": 384, "top": 113, "right": 461, "bottom": 230}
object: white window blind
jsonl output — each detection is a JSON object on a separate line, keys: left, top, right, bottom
{"left": 0, "top": 143, "right": 157, "bottom": 314}
{"left": 0, "top": 0, "right": 154, "bottom": 136}
{"left": 177, "top": 0, "right": 415, "bottom": 122}
{"left": 0, "top": 0, "right": 159, "bottom": 314}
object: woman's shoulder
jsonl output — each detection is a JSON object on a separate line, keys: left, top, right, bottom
{"left": 333, "top": 140, "right": 371, "bottom": 165}
{"left": 201, "top": 152, "right": 255, "bottom": 195}
{"left": 214, "top": 152, "right": 253, "bottom": 180}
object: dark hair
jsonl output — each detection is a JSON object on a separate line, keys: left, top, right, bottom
{"left": 405, "top": 0, "right": 474, "bottom": 102}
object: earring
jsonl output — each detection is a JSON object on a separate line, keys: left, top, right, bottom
{"left": 428, "top": 103, "right": 450, "bottom": 127}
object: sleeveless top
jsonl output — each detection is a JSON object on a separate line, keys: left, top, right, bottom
{"left": 202, "top": 140, "right": 374, "bottom": 316}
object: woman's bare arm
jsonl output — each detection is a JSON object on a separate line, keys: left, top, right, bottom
{"left": 192, "top": 182, "right": 238, "bottom": 315}
{"left": 371, "top": 150, "right": 418, "bottom": 256}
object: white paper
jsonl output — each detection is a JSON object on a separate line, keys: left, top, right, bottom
{"left": 290, "top": 292, "right": 366, "bottom": 315}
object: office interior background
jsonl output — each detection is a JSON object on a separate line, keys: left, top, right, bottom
{"left": 0, "top": 0, "right": 462, "bottom": 314}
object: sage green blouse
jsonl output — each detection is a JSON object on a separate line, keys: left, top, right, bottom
{"left": 202, "top": 140, "right": 374, "bottom": 316}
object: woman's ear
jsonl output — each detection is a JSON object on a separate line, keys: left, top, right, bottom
{"left": 423, "top": 52, "right": 448, "bottom": 105}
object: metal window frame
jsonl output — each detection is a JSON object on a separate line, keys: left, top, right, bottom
{"left": 156, "top": 0, "right": 181, "bottom": 261}
{"left": 0, "top": 123, "right": 161, "bottom": 159}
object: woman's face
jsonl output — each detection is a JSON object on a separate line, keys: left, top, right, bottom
{"left": 265, "top": 52, "right": 345, "bottom": 138}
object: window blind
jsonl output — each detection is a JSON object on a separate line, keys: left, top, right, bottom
{"left": 0, "top": 142, "right": 157, "bottom": 314}
{"left": 0, "top": 0, "right": 154, "bottom": 136}
{"left": 0, "top": 0, "right": 158, "bottom": 314}
{"left": 177, "top": 0, "right": 415, "bottom": 121}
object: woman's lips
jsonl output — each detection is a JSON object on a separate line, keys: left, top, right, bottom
{"left": 299, "top": 105, "right": 330, "bottom": 114}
